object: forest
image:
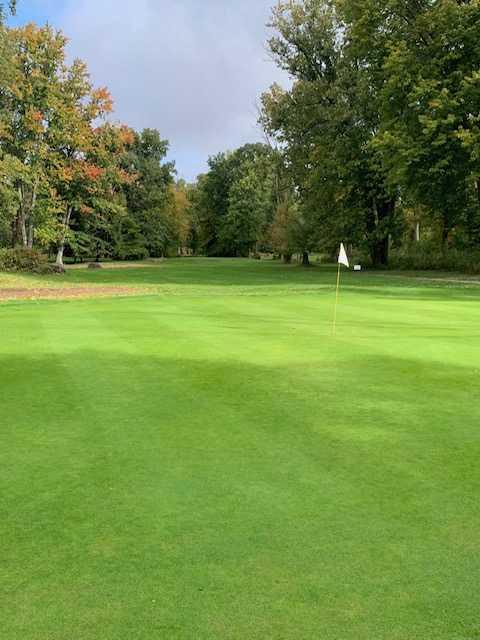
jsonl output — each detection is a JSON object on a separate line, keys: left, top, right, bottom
{"left": 2, "top": 0, "right": 480, "bottom": 272}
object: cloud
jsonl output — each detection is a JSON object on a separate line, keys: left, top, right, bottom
{"left": 56, "top": 0, "right": 288, "bottom": 181}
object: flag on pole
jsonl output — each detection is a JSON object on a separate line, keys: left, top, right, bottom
{"left": 338, "top": 242, "right": 349, "bottom": 268}
{"left": 333, "top": 243, "right": 349, "bottom": 336}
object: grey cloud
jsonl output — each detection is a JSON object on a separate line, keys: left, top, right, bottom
{"left": 58, "top": 0, "right": 288, "bottom": 181}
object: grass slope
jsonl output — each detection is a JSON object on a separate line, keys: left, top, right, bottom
{"left": 1, "top": 259, "right": 480, "bottom": 639}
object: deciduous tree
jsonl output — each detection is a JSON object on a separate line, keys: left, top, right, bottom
{"left": 123, "top": 128, "right": 176, "bottom": 257}
{"left": 262, "top": 0, "right": 398, "bottom": 266}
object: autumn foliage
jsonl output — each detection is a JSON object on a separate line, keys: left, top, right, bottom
{"left": 0, "top": 23, "right": 189, "bottom": 266}
{"left": 0, "top": 18, "right": 276, "bottom": 267}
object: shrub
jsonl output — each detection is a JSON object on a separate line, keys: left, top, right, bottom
{"left": 389, "top": 241, "right": 480, "bottom": 274}
{"left": 116, "top": 245, "right": 149, "bottom": 261}
{"left": 0, "top": 247, "right": 55, "bottom": 274}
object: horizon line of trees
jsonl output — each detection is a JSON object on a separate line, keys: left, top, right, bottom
{"left": 3, "top": 1, "right": 480, "bottom": 272}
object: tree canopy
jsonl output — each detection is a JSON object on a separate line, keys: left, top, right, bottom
{"left": 259, "top": 0, "right": 480, "bottom": 264}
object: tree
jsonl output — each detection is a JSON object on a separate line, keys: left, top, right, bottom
{"left": 0, "top": 155, "right": 20, "bottom": 244}
{"left": 219, "top": 162, "right": 264, "bottom": 256}
{"left": 0, "top": 25, "right": 67, "bottom": 248}
{"left": 123, "top": 128, "right": 176, "bottom": 257}
{"left": 46, "top": 59, "right": 122, "bottom": 267}
{"left": 185, "top": 176, "right": 207, "bottom": 255}
{"left": 0, "top": 16, "right": 182, "bottom": 267}
{"left": 193, "top": 143, "right": 277, "bottom": 256}
{"left": 170, "top": 180, "right": 193, "bottom": 255}
{"left": 0, "top": 1, "right": 14, "bottom": 79}
{"left": 0, "top": 24, "right": 126, "bottom": 267}
{"left": 339, "top": 0, "right": 480, "bottom": 247}
{"left": 66, "top": 124, "right": 136, "bottom": 264}
{"left": 194, "top": 152, "right": 235, "bottom": 255}
{"left": 262, "top": 0, "right": 398, "bottom": 267}
{"left": 0, "top": 1, "right": 15, "bottom": 22}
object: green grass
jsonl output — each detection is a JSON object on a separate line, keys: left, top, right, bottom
{"left": 1, "top": 258, "right": 480, "bottom": 639}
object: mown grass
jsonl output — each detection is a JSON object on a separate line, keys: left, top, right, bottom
{"left": 1, "top": 258, "right": 480, "bottom": 639}
{"left": 2, "top": 256, "right": 480, "bottom": 296}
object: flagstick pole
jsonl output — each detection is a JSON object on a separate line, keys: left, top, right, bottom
{"left": 333, "top": 262, "right": 341, "bottom": 337}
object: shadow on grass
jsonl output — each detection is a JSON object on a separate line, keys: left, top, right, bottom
{"left": 2, "top": 349, "right": 478, "bottom": 496}
{"left": 2, "top": 350, "right": 480, "bottom": 638}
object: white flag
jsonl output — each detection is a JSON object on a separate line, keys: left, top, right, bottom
{"left": 338, "top": 243, "right": 349, "bottom": 268}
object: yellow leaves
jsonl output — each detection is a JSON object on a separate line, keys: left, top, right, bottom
{"left": 11, "top": 23, "right": 67, "bottom": 71}
{"left": 169, "top": 183, "right": 192, "bottom": 244}
{"left": 91, "top": 87, "right": 114, "bottom": 115}
{"left": 119, "top": 125, "right": 135, "bottom": 147}
{"left": 5, "top": 23, "right": 118, "bottom": 153}
{"left": 22, "top": 106, "right": 46, "bottom": 135}
{"left": 9, "top": 82, "right": 22, "bottom": 99}
{"left": 118, "top": 168, "right": 136, "bottom": 186}
{"left": 59, "top": 166, "right": 74, "bottom": 182}
{"left": 2, "top": 20, "right": 130, "bottom": 220}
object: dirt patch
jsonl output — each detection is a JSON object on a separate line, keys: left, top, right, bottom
{"left": 0, "top": 286, "right": 148, "bottom": 301}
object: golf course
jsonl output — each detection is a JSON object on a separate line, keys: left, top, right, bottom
{"left": 2, "top": 258, "right": 480, "bottom": 639}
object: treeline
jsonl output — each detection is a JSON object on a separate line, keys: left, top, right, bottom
{"left": 3, "top": 1, "right": 480, "bottom": 272}
{"left": 0, "top": 15, "right": 191, "bottom": 270}
{"left": 191, "top": 0, "right": 480, "bottom": 269}
{"left": 187, "top": 142, "right": 318, "bottom": 265}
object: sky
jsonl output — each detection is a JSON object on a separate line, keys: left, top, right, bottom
{"left": 9, "top": 0, "right": 289, "bottom": 182}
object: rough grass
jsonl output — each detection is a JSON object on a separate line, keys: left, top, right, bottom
{"left": 1, "top": 258, "right": 480, "bottom": 639}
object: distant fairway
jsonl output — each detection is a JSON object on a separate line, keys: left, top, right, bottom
{"left": 2, "top": 259, "right": 480, "bottom": 639}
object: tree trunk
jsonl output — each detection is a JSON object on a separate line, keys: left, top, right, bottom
{"left": 441, "top": 222, "right": 450, "bottom": 248}
{"left": 371, "top": 236, "right": 389, "bottom": 268}
{"left": 27, "top": 179, "right": 38, "bottom": 248}
{"left": 56, "top": 206, "right": 73, "bottom": 268}
{"left": 302, "top": 251, "right": 310, "bottom": 266}
{"left": 11, "top": 218, "right": 17, "bottom": 248}
{"left": 283, "top": 253, "right": 292, "bottom": 264}
{"left": 369, "top": 197, "right": 396, "bottom": 267}
{"left": 17, "top": 186, "right": 26, "bottom": 247}
{"left": 20, "top": 216, "right": 27, "bottom": 247}
{"left": 415, "top": 222, "right": 420, "bottom": 243}
{"left": 27, "top": 223, "right": 34, "bottom": 249}
{"left": 56, "top": 243, "right": 65, "bottom": 267}
{"left": 18, "top": 185, "right": 30, "bottom": 247}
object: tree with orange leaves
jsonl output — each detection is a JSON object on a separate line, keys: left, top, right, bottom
{"left": 0, "top": 20, "right": 184, "bottom": 264}
{"left": 0, "top": 22, "right": 135, "bottom": 266}
{"left": 65, "top": 122, "right": 137, "bottom": 264}
{"left": 46, "top": 57, "right": 118, "bottom": 268}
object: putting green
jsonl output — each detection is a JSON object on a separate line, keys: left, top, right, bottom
{"left": 1, "top": 259, "right": 480, "bottom": 639}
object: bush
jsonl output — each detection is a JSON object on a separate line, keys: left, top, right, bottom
{"left": 0, "top": 247, "right": 55, "bottom": 274}
{"left": 389, "top": 241, "right": 480, "bottom": 274}
{"left": 116, "top": 245, "right": 149, "bottom": 261}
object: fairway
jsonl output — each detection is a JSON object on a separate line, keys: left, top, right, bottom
{"left": 2, "top": 259, "right": 480, "bottom": 639}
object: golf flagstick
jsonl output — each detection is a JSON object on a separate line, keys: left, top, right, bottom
{"left": 333, "top": 243, "right": 349, "bottom": 336}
